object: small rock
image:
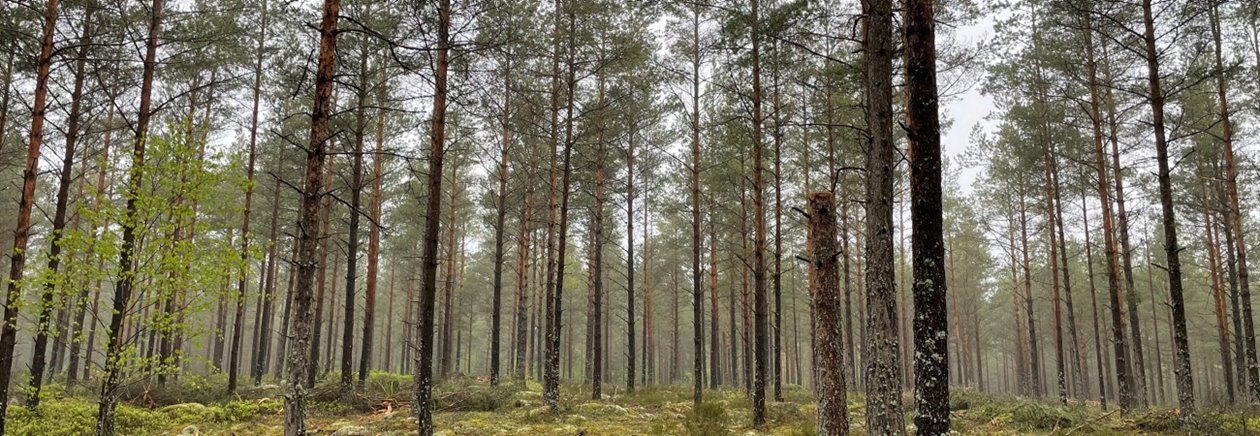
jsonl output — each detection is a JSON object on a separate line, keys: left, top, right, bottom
{"left": 179, "top": 425, "right": 199, "bottom": 435}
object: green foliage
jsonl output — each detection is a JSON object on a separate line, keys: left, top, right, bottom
{"left": 949, "top": 388, "right": 996, "bottom": 411}
{"left": 1008, "top": 401, "right": 1087, "bottom": 430}
{"left": 5, "top": 399, "right": 101, "bottom": 435}
{"left": 364, "top": 370, "right": 412, "bottom": 398}
{"left": 683, "top": 401, "right": 730, "bottom": 436}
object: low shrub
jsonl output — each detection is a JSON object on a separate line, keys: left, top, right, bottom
{"left": 1009, "top": 401, "right": 1085, "bottom": 430}
{"left": 434, "top": 384, "right": 518, "bottom": 412}
{"left": 683, "top": 401, "right": 730, "bottom": 436}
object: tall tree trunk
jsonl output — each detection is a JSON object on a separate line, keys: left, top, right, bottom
{"left": 708, "top": 205, "right": 721, "bottom": 389}
{"left": 1139, "top": 0, "right": 1194, "bottom": 419}
{"left": 415, "top": 0, "right": 450, "bottom": 432}
{"left": 514, "top": 169, "right": 535, "bottom": 382}
{"left": 385, "top": 264, "right": 396, "bottom": 372}
{"left": 1032, "top": 38, "right": 1066, "bottom": 403}
{"left": 95, "top": 1, "right": 159, "bottom": 433}
{"left": 308, "top": 158, "right": 334, "bottom": 388}
{"left": 690, "top": 3, "right": 704, "bottom": 404}
{"left": 1202, "top": 180, "right": 1235, "bottom": 403}
{"left": 808, "top": 193, "right": 849, "bottom": 436}
{"left": 1053, "top": 148, "right": 1085, "bottom": 400}
{"left": 645, "top": 192, "right": 655, "bottom": 386}
{"left": 29, "top": 8, "right": 92, "bottom": 406}
{"left": 541, "top": 0, "right": 564, "bottom": 406}
{"left": 359, "top": 55, "right": 388, "bottom": 387}
{"left": 626, "top": 119, "right": 637, "bottom": 392}
{"left": 490, "top": 56, "right": 512, "bottom": 387}
{"left": 741, "top": 186, "right": 752, "bottom": 394}
{"left": 440, "top": 158, "right": 460, "bottom": 378}
{"left": 274, "top": 242, "right": 297, "bottom": 381}
{"left": 0, "top": 0, "right": 53, "bottom": 405}
{"left": 253, "top": 138, "right": 280, "bottom": 387}
{"left": 748, "top": 0, "right": 769, "bottom": 425}
{"left": 230, "top": 0, "right": 269, "bottom": 392}
{"left": 327, "top": 248, "right": 342, "bottom": 375}
{"left": 1099, "top": 40, "right": 1147, "bottom": 408}
{"left": 1145, "top": 250, "right": 1166, "bottom": 405}
{"left": 1082, "top": 11, "right": 1136, "bottom": 411}
{"left": 906, "top": 0, "right": 948, "bottom": 429}
{"left": 1081, "top": 191, "right": 1109, "bottom": 409}
{"left": 863, "top": 0, "right": 904, "bottom": 431}
{"left": 284, "top": 0, "right": 340, "bottom": 432}
{"left": 590, "top": 74, "right": 607, "bottom": 399}
{"left": 341, "top": 50, "right": 371, "bottom": 391}
{"left": 1017, "top": 198, "right": 1042, "bottom": 397}
{"left": 1212, "top": 4, "right": 1259, "bottom": 403}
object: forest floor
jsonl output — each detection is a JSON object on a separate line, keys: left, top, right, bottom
{"left": 4, "top": 372, "right": 1255, "bottom": 435}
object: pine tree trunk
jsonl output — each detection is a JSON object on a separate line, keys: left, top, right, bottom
{"left": 672, "top": 269, "right": 680, "bottom": 384}
{"left": 1082, "top": 11, "right": 1136, "bottom": 410}
{"left": 770, "top": 42, "right": 784, "bottom": 405}
{"left": 339, "top": 50, "right": 371, "bottom": 391}
{"left": 540, "top": 0, "right": 565, "bottom": 407}
{"left": 840, "top": 173, "right": 857, "bottom": 390}
{"left": 690, "top": 3, "right": 704, "bottom": 403}
{"left": 385, "top": 264, "right": 396, "bottom": 372}
{"left": 1017, "top": 198, "right": 1043, "bottom": 397}
{"left": 29, "top": 8, "right": 91, "bottom": 406}
{"left": 1212, "top": 5, "right": 1259, "bottom": 404}
{"left": 490, "top": 57, "right": 512, "bottom": 387}
{"left": 514, "top": 174, "right": 534, "bottom": 382}
{"left": 626, "top": 121, "right": 637, "bottom": 392}
{"left": 253, "top": 144, "right": 280, "bottom": 387}
{"left": 327, "top": 253, "right": 342, "bottom": 375}
{"left": 1052, "top": 152, "right": 1085, "bottom": 400}
{"left": 308, "top": 159, "right": 334, "bottom": 388}
{"left": 415, "top": 0, "right": 450, "bottom": 432}
{"left": 440, "top": 159, "right": 460, "bottom": 378}
{"left": 748, "top": 0, "right": 770, "bottom": 426}
{"left": 905, "top": 0, "right": 948, "bottom": 428}
{"left": 708, "top": 207, "right": 721, "bottom": 389}
{"left": 589, "top": 74, "right": 607, "bottom": 399}
{"left": 1080, "top": 191, "right": 1109, "bottom": 409}
{"left": 359, "top": 56, "right": 388, "bottom": 387}
{"left": 644, "top": 195, "right": 655, "bottom": 386}
{"left": 1097, "top": 41, "right": 1148, "bottom": 408}
{"left": 284, "top": 0, "right": 340, "bottom": 432}
{"left": 808, "top": 193, "right": 849, "bottom": 436}
{"left": 274, "top": 243, "right": 297, "bottom": 381}
{"left": 862, "top": 0, "right": 904, "bottom": 431}
{"left": 1202, "top": 180, "right": 1235, "bottom": 403}
{"left": 1031, "top": 39, "right": 1067, "bottom": 403}
{"left": 1140, "top": 0, "right": 1194, "bottom": 419}
{"left": 1205, "top": 6, "right": 1236, "bottom": 405}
